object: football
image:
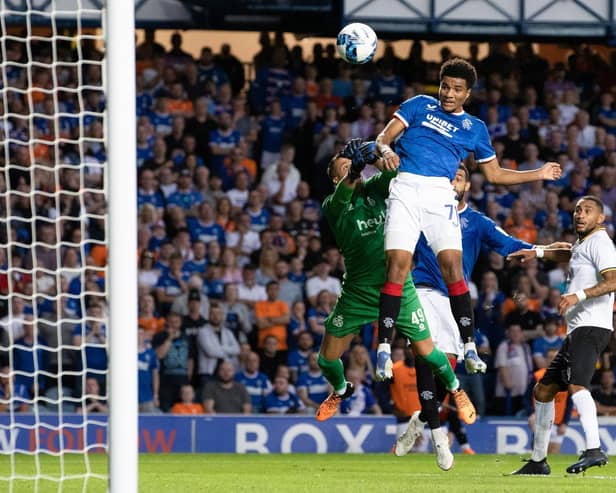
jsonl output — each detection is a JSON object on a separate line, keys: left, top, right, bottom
{"left": 336, "top": 22, "right": 378, "bottom": 64}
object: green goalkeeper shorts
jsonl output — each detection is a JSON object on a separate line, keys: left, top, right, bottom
{"left": 324, "top": 280, "right": 431, "bottom": 342}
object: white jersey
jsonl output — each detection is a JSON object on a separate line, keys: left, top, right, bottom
{"left": 565, "top": 229, "right": 616, "bottom": 333}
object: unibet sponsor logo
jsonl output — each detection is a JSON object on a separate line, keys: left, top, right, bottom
{"left": 421, "top": 113, "right": 460, "bottom": 138}
{"left": 356, "top": 210, "right": 386, "bottom": 236}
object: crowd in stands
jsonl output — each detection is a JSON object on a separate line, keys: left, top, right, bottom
{"left": 2, "top": 29, "right": 616, "bottom": 420}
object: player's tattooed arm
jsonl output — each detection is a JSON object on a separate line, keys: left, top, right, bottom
{"left": 558, "top": 270, "right": 616, "bottom": 314}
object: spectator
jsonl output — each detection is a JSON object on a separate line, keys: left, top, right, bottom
{"left": 221, "top": 283, "right": 252, "bottom": 344}
{"left": 503, "top": 291, "right": 544, "bottom": 343}
{"left": 346, "top": 344, "right": 375, "bottom": 388}
{"left": 273, "top": 259, "right": 302, "bottom": 309}
{"left": 167, "top": 169, "right": 201, "bottom": 213}
{"left": 287, "top": 331, "right": 314, "bottom": 383}
{"left": 138, "top": 327, "right": 160, "bottom": 413}
{"left": 170, "top": 274, "right": 210, "bottom": 318}
{"left": 340, "top": 368, "right": 382, "bottom": 416}
{"left": 557, "top": 88, "right": 580, "bottom": 126}
{"left": 138, "top": 250, "right": 164, "bottom": 293}
{"left": 171, "top": 384, "right": 204, "bottom": 414}
{"left": 532, "top": 317, "right": 564, "bottom": 369}
{"left": 281, "top": 76, "right": 308, "bottom": 132}
{"left": 307, "top": 289, "right": 332, "bottom": 348}
{"left": 165, "top": 32, "right": 194, "bottom": 74}
{"left": 305, "top": 261, "right": 341, "bottom": 307}
{"left": 238, "top": 264, "right": 267, "bottom": 310}
{"left": 255, "top": 281, "right": 290, "bottom": 353}
{"left": 493, "top": 324, "right": 532, "bottom": 416}
{"left": 12, "top": 316, "right": 51, "bottom": 397}
{"left": 0, "top": 366, "right": 29, "bottom": 412}
{"left": 183, "top": 240, "right": 208, "bottom": 276}
{"left": 504, "top": 200, "right": 537, "bottom": 244}
{"left": 263, "top": 374, "right": 304, "bottom": 414}
{"left": 155, "top": 252, "right": 188, "bottom": 315}
{"left": 76, "top": 377, "right": 108, "bottom": 414}
{"left": 245, "top": 189, "right": 271, "bottom": 233}
{"left": 296, "top": 351, "right": 329, "bottom": 414}
{"left": 75, "top": 304, "right": 108, "bottom": 389}
{"left": 196, "top": 301, "right": 240, "bottom": 387}
{"left": 0, "top": 296, "right": 27, "bottom": 342}
{"left": 226, "top": 212, "right": 261, "bottom": 265}
{"left": 203, "top": 360, "right": 251, "bottom": 414}
{"left": 138, "top": 293, "right": 165, "bottom": 340}
{"left": 592, "top": 369, "right": 616, "bottom": 416}
{"left": 259, "top": 99, "right": 286, "bottom": 169}
{"left": 258, "top": 334, "right": 286, "bottom": 382}
{"left": 226, "top": 170, "right": 251, "bottom": 211}
{"left": 287, "top": 300, "right": 308, "bottom": 349}
{"left": 496, "top": 116, "right": 526, "bottom": 165}
{"left": 137, "top": 169, "right": 164, "bottom": 215}
{"left": 214, "top": 43, "right": 245, "bottom": 96}
{"left": 208, "top": 111, "right": 242, "bottom": 184}
{"left": 574, "top": 110, "right": 596, "bottom": 150}
{"left": 152, "top": 312, "right": 192, "bottom": 412}
{"left": 235, "top": 351, "right": 271, "bottom": 413}
{"left": 255, "top": 246, "right": 278, "bottom": 285}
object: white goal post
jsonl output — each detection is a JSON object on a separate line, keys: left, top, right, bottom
{"left": 0, "top": 0, "right": 137, "bottom": 491}
{"left": 106, "top": 0, "right": 138, "bottom": 492}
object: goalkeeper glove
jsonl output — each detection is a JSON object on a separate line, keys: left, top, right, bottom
{"left": 359, "top": 141, "right": 378, "bottom": 165}
{"left": 341, "top": 138, "right": 367, "bottom": 181}
{"left": 340, "top": 138, "right": 363, "bottom": 160}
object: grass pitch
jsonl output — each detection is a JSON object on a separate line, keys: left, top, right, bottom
{"left": 1, "top": 453, "right": 615, "bottom": 492}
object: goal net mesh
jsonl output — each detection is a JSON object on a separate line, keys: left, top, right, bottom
{"left": 1, "top": 1, "right": 109, "bottom": 490}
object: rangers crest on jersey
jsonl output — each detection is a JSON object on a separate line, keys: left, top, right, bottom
{"left": 462, "top": 118, "right": 472, "bottom": 130}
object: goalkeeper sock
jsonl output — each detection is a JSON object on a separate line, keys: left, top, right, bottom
{"left": 378, "top": 282, "right": 402, "bottom": 343}
{"left": 572, "top": 389, "right": 601, "bottom": 450}
{"left": 531, "top": 400, "right": 554, "bottom": 462}
{"left": 447, "top": 280, "right": 475, "bottom": 343}
{"left": 415, "top": 358, "right": 441, "bottom": 429}
{"left": 419, "top": 347, "right": 459, "bottom": 392}
{"left": 318, "top": 354, "right": 347, "bottom": 394}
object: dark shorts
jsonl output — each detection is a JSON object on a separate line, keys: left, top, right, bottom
{"left": 540, "top": 326, "right": 612, "bottom": 390}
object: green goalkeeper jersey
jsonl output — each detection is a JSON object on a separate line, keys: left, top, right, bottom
{"left": 322, "top": 171, "right": 396, "bottom": 289}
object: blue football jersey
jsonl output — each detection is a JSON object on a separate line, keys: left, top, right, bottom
{"left": 296, "top": 371, "right": 329, "bottom": 404}
{"left": 394, "top": 95, "right": 495, "bottom": 180}
{"left": 235, "top": 370, "right": 271, "bottom": 412}
{"left": 413, "top": 204, "right": 532, "bottom": 295}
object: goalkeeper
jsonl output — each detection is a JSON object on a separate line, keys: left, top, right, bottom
{"left": 316, "top": 139, "right": 475, "bottom": 426}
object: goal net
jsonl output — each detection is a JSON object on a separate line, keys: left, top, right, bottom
{"left": 0, "top": 1, "right": 137, "bottom": 492}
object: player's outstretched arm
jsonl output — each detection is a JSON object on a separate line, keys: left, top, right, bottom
{"left": 507, "top": 245, "right": 572, "bottom": 263}
{"left": 479, "top": 158, "right": 561, "bottom": 185}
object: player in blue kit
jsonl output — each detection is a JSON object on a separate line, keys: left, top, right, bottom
{"left": 394, "top": 164, "right": 568, "bottom": 467}
{"left": 374, "top": 58, "right": 562, "bottom": 380}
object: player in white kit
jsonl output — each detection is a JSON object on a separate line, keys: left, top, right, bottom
{"left": 509, "top": 195, "right": 614, "bottom": 475}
